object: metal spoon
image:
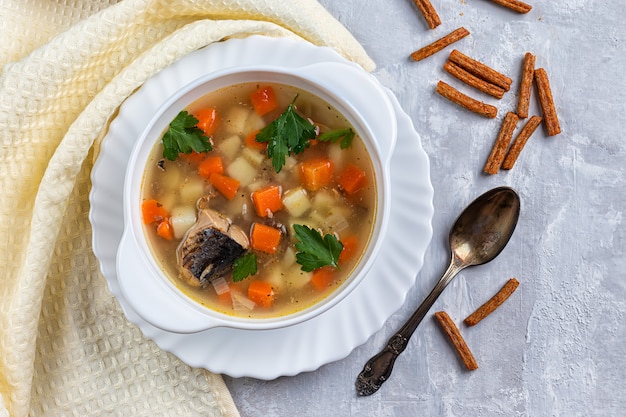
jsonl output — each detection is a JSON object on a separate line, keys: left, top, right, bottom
{"left": 355, "top": 186, "right": 520, "bottom": 396}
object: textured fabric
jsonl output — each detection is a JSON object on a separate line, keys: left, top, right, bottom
{"left": 0, "top": 1, "right": 373, "bottom": 416}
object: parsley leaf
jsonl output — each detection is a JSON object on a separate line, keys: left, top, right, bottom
{"left": 293, "top": 224, "right": 344, "bottom": 272}
{"left": 232, "top": 253, "right": 258, "bottom": 282}
{"left": 255, "top": 96, "right": 316, "bottom": 172}
{"left": 162, "top": 111, "right": 212, "bottom": 161}
{"left": 317, "top": 127, "right": 355, "bottom": 149}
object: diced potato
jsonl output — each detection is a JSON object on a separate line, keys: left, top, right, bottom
{"left": 308, "top": 210, "right": 326, "bottom": 227}
{"left": 242, "top": 147, "right": 265, "bottom": 167}
{"left": 271, "top": 155, "right": 298, "bottom": 183}
{"left": 245, "top": 112, "right": 266, "bottom": 134}
{"left": 289, "top": 218, "right": 319, "bottom": 238}
{"left": 247, "top": 179, "right": 269, "bottom": 193}
{"left": 264, "top": 266, "right": 286, "bottom": 291}
{"left": 285, "top": 265, "right": 312, "bottom": 290}
{"left": 223, "top": 106, "right": 250, "bottom": 135}
{"left": 312, "top": 190, "right": 337, "bottom": 212}
{"left": 226, "top": 193, "right": 248, "bottom": 218}
{"left": 170, "top": 205, "right": 197, "bottom": 239}
{"left": 218, "top": 134, "right": 242, "bottom": 160}
{"left": 328, "top": 205, "right": 351, "bottom": 220}
{"left": 162, "top": 165, "right": 182, "bottom": 192}
{"left": 179, "top": 178, "right": 204, "bottom": 205}
{"left": 157, "top": 192, "right": 177, "bottom": 213}
{"left": 275, "top": 169, "right": 288, "bottom": 183}
{"left": 284, "top": 155, "right": 297, "bottom": 171}
{"left": 282, "top": 247, "right": 297, "bottom": 268}
{"left": 328, "top": 143, "right": 344, "bottom": 170}
{"left": 226, "top": 156, "right": 257, "bottom": 186}
{"left": 282, "top": 187, "right": 311, "bottom": 217}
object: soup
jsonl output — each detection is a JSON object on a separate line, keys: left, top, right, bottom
{"left": 140, "top": 82, "right": 377, "bottom": 318}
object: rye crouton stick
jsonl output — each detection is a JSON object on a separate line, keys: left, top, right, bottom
{"left": 444, "top": 61, "right": 506, "bottom": 99}
{"left": 516, "top": 52, "right": 536, "bottom": 118}
{"left": 534, "top": 68, "right": 562, "bottom": 136}
{"left": 483, "top": 111, "right": 519, "bottom": 174}
{"left": 413, "top": 0, "right": 441, "bottom": 29}
{"left": 434, "top": 311, "right": 479, "bottom": 371}
{"left": 436, "top": 80, "right": 498, "bottom": 118}
{"left": 464, "top": 278, "right": 520, "bottom": 326}
{"left": 502, "top": 115, "right": 542, "bottom": 169}
{"left": 449, "top": 49, "right": 513, "bottom": 91}
{"left": 410, "top": 27, "right": 470, "bottom": 62}
{"left": 488, "top": 0, "right": 533, "bottom": 14}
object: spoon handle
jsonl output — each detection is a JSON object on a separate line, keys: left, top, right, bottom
{"left": 355, "top": 257, "right": 464, "bottom": 396}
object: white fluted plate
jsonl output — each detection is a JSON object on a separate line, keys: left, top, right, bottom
{"left": 89, "top": 35, "right": 434, "bottom": 379}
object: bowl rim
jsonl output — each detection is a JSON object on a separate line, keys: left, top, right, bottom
{"left": 118, "top": 62, "right": 397, "bottom": 333}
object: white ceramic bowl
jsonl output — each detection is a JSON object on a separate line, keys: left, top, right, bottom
{"left": 117, "top": 61, "right": 397, "bottom": 333}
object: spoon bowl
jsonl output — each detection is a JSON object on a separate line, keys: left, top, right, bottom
{"left": 356, "top": 186, "right": 520, "bottom": 396}
{"left": 450, "top": 187, "right": 520, "bottom": 266}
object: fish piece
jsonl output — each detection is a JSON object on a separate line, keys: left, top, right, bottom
{"left": 177, "top": 208, "right": 249, "bottom": 287}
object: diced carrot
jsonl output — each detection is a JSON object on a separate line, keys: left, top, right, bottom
{"left": 337, "top": 164, "right": 367, "bottom": 195}
{"left": 247, "top": 280, "right": 275, "bottom": 307}
{"left": 208, "top": 173, "right": 240, "bottom": 200}
{"left": 179, "top": 150, "right": 207, "bottom": 166}
{"left": 252, "top": 185, "right": 283, "bottom": 217}
{"left": 339, "top": 235, "right": 359, "bottom": 264}
{"left": 308, "top": 139, "right": 320, "bottom": 147}
{"left": 156, "top": 218, "right": 174, "bottom": 240}
{"left": 141, "top": 199, "right": 168, "bottom": 224}
{"left": 198, "top": 156, "right": 224, "bottom": 179}
{"left": 217, "top": 291, "right": 232, "bottom": 307}
{"left": 250, "top": 86, "right": 278, "bottom": 116}
{"left": 311, "top": 266, "right": 336, "bottom": 291}
{"left": 194, "top": 107, "right": 219, "bottom": 136}
{"left": 250, "top": 223, "right": 282, "bottom": 254}
{"left": 244, "top": 129, "right": 267, "bottom": 150}
{"left": 299, "top": 158, "right": 334, "bottom": 191}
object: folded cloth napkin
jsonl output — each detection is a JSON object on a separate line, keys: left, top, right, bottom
{"left": 0, "top": 1, "right": 374, "bottom": 416}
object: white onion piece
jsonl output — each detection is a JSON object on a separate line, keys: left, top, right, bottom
{"left": 322, "top": 212, "right": 349, "bottom": 234}
{"left": 232, "top": 291, "right": 256, "bottom": 313}
{"left": 211, "top": 277, "right": 230, "bottom": 295}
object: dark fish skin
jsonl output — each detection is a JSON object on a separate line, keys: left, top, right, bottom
{"left": 180, "top": 227, "right": 246, "bottom": 285}
{"left": 177, "top": 208, "right": 249, "bottom": 287}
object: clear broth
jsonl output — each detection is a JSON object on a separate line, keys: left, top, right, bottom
{"left": 141, "top": 82, "right": 377, "bottom": 318}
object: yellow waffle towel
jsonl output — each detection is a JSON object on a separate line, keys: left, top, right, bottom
{"left": 0, "top": 1, "right": 373, "bottom": 416}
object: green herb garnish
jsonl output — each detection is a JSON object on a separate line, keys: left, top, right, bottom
{"left": 255, "top": 96, "right": 317, "bottom": 173}
{"left": 317, "top": 127, "right": 355, "bottom": 149}
{"left": 293, "top": 224, "right": 343, "bottom": 272}
{"left": 232, "top": 253, "right": 258, "bottom": 282}
{"left": 162, "top": 111, "right": 212, "bottom": 161}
